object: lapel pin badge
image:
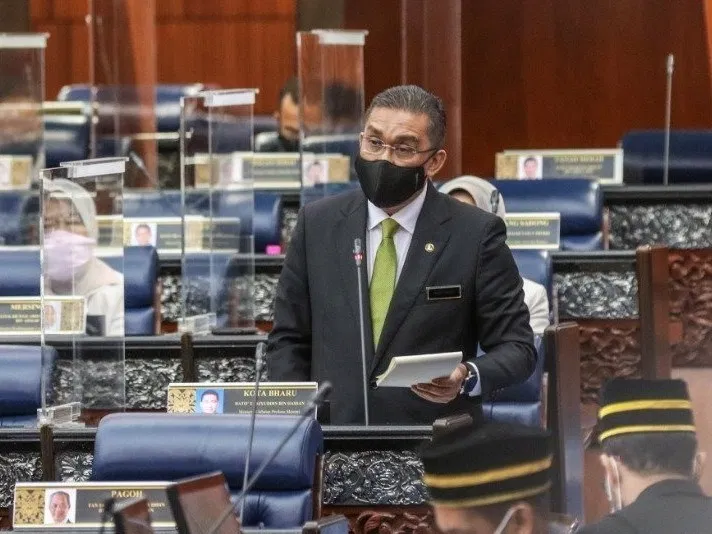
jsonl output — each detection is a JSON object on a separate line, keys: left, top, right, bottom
{"left": 425, "top": 243, "right": 435, "bottom": 253}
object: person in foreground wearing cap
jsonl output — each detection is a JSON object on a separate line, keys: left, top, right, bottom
{"left": 578, "top": 378, "right": 711, "bottom": 534}
{"left": 439, "top": 176, "right": 550, "bottom": 334}
{"left": 43, "top": 179, "right": 124, "bottom": 336}
{"left": 421, "top": 421, "right": 565, "bottom": 534}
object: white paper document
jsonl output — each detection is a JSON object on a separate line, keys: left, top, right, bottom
{"left": 375, "top": 351, "right": 463, "bottom": 388}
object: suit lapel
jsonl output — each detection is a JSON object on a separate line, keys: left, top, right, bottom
{"left": 335, "top": 193, "right": 376, "bottom": 361}
{"left": 370, "top": 184, "right": 452, "bottom": 374}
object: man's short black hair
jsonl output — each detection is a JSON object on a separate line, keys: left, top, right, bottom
{"left": 279, "top": 77, "right": 299, "bottom": 106}
{"left": 201, "top": 389, "right": 219, "bottom": 401}
{"left": 603, "top": 432, "right": 698, "bottom": 477}
{"left": 366, "top": 85, "right": 447, "bottom": 148}
{"left": 524, "top": 157, "right": 538, "bottom": 165}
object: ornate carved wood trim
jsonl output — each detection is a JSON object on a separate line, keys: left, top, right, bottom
{"left": 323, "top": 505, "right": 436, "bottom": 534}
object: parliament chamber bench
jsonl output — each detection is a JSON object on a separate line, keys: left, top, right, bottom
{"left": 0, "top": 321, "right": 583, "bottom": 531}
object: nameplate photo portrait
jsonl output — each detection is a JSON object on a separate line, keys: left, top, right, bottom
{"left": 166, "top": 382, "right": 319, "bottom": 417}
{"left": 13, "top": 481, "right": 174, "bottom": 529}
{"left": 504, "top": 212, "right": 561, "bottom": 249}
{"left": 495, "top": 149, "right": 623, "bottom": 184}
{"left": 0, "top": 296, "right": 86, "bottom": 335}
{"left": 0, "top": 155, "right": 32, "bottom": 190}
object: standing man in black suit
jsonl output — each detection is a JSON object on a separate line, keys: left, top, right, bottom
{"left": 267, "top": 85, "right": 536, "bottom": 425}
{"left": 578, "top": 378, "right": 712, "bottom": 534}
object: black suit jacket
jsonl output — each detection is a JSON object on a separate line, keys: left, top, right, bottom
{"left": 267, "top": 183, "right": 536, "bottom": 425}
{"left": 577, "top": 479, "right": 712, "bottom": 534}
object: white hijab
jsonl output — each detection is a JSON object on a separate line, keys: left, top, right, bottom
{"left": 439, "top": 176, "right": 507, "bottom": 217}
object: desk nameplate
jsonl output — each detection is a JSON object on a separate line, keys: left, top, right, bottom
{"left": 13, "top": 481, "right": 174, "bottom": 529}
{"left": 0, "top": 296, "right": 85, "bottom": 335}
{"left": 496, "top": 149, "right": 623, "bottom": 184}
{"left": 505, "top": 212, "right": 561, "bottom": 249}
{"left": 167, "top": 382, "right": 319, "bottom": 416}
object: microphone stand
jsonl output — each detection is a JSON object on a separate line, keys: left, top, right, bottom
{"left": 353, "top": 238, "right": 370, "bottom": 426}
{"left": 239, "top": 342, "right": 265, "bottom": 520}
{"left": 204, "top": 383, "right": 332, "bottom": 534}
{"left": 663, "top": 53, "right": 674, "bottom": 186}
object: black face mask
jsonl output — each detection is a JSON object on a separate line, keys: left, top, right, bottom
{"left": 278, "top": 134, "right": 299, "bottom": 152}
{"left": 355, "top": 155, "right": 428, "bottom": 209}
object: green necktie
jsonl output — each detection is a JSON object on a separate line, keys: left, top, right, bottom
{"left": 370, "top": 218, "right": 400, "bottom": 346}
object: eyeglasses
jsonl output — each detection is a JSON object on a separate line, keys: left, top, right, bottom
{"left": 360, "top": 135, "right": 437, "bottom": 163}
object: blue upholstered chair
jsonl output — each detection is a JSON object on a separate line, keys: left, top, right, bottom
{"left": 621, "top": 130, "right": 712, "bottom": 184}
{"left": 0, "top": 345, "right": 57, "bottom": 427}
{"left": 44, "top": 114, "right": 90, "bottom": 167}
{"left": 103, "top": 247, "right": 159, "bottom": 335}
{"left": 0, "top": 192, "right": 33, "bottom": 246}
{"left": 481, "top": 249, "right": 552, "bottom": 427}
{"left": 0, "top": 248, "right": 158, "bottom": 335}
{"left": 492, "top": 178, "right": 604, "bottom": 250}
{"left": 91, "top": 413, "right": 324, "bottom": 528}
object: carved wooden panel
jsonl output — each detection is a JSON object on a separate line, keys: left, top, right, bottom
{"left": 578, "top": 321, "right": 641, "bottom": 403}
{"left": 323, "top": 506, "right": 437, "bottom": 534}
{"left": 669, "top": 250, "right": 712, "bottom": 367}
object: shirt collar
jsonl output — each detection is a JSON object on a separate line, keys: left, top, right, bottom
{"left": 367, "top": 184, "right": 428, "bottom": 235}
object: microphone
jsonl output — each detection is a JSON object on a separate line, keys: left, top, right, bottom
{"left": 205, "top": 383, "right": 332, "bottom": 534}
{"left": 353, "top": 238, "right": 370, "bottom": 426}
{"left": 663, "top": 53, "right": 675, "bottom": 186}
{"left": 239, "top": 342, "right": 265, "bottom": 520}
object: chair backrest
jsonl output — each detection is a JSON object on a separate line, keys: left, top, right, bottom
{"left": 102, "top": 247, "right": 159, "bottom": 335}
{"left": 482, "top": 335, "right": 545, "bottom": 427}
{"left": 44, "top": 114, "right": 90, "bottom": 167}
{"left": 492, "top": 178, "right": 604, "bottom": 250}
{"left": 621, "top": 130, "right": 712, "bottom": 184}
{"left": 91, "top": 413, "right": 324, "bottom": 528}
{"left": 0, "top": 249, "right": 41, "bottom": 296}
{"left": 0, "top": 192, "right": 33, "bottom": 246}
{"left": 511, "top": 249, "right": 552, "bottom": 298}
{"left": 0, "top": 345, "right": 57, "bottom": 427}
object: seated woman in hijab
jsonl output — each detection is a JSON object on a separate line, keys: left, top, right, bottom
{"left": 439, "top": 176, "right": 550, "bottom": 334}
{"left": 43, "top": 178, "right": 124, "bottom": 336}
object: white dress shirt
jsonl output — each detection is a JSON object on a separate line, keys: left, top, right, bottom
{"left": 365, "top": 185, "right": 482, "bottom": 396}
{"left": 366, "top": 185, "right": 428, "bottom": 283}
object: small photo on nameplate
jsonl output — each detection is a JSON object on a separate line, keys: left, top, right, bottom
{"left": 0, "top": 296, "right": 86, "bottom": 335}
{"left": 495, "top": 149, "right": 623, "bottom": 184}
{"left": 13, "top": 481, "right": 174, "bottom": 529}
{"left": 166, "top": 382, "right": 319, "bottom": 417}
{"left": 0, "top": 155, "right": 32, "bottom": 190}
{"left": 504, "top": 212, "right": 561, "bottom": 249}
{"left": 122, "top": 217, "right": 241, "bottom": 252}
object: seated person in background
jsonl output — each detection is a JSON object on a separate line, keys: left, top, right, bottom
{"left": 258, "top": 77, "right": 300, "bottom": 153}
{"left": 43, "top": 179, "right": 124, "bottom": 336}
{"left": 420, "top": 420, "right": 569, "bottom": 534}
{"left": 579, "top": 378, "right": 712, "bottom": 534}
{"left": 439, "top": 176, "right": 550, "bottom": 334}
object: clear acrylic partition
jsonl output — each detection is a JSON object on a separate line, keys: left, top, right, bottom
{"left": 88, "top": 0, "right": 158, "bottom": 185}
{"left": 297, "top": 30, "right": 367, "bottom": 206}
{"left": 179, "top": 90, "right": 257, "bottom": 335}
{"left": 39, "top": 157, "right": 127, "bottom": 426}
{"left": 0, "top": 34, "right": 47, "bottom": 246}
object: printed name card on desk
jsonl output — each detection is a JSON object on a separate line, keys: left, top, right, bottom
{"left": 0, "top": 155, "right": 32, "bottom": 190}
{"left": 504, "top": 213, "right": 561, "bottom": 249}
{"left": 0, "top": 296, "right": 86, "bottom": 335}
{"left": 166, "top": 382, "right": 319, "bottom": 416}
{"left": 13, "top": 481, "right": 174, "bottom": 529}
{"left": 495, "top": 149, "right": 623, "bottom": 184}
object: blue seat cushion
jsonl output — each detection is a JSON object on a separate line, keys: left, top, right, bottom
{"left": 0, "top": 414, "right": 39, "bottom": 427}
{"left": 0, "top": 345, "right": 57, "bottom": 415}
{"left": 512, "top": 250, "right": 551, "bottom": 296}
{"left": 237, "top": 490, "right": 312, "bottom": 528}
{"left": 44, "top": 115, "right": 90, "bottom": 167}
{"left": 91, "top": 413, "right": 323, "bottom": 490}
{"left": 103, "top": 247, "right": 158, "bottom": 308}
{"left": 0, "top": 249, "right": 40, "bottom": 296}
{"left": 0, "top": 192, "right": 31, "bottom": 246}
{"left": 483, "top": 402, "right": 541, "bottom": 427}
{"left": 124, "top": 308, "right": 155, "bottom": 336}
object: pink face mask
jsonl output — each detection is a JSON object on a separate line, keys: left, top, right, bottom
{"left": 44, "top": 230, "right": 96, "bottom": 283}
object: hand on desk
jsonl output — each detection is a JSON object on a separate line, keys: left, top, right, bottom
{"left": 411, "top": 363, "right": 468, "bottom": 403}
